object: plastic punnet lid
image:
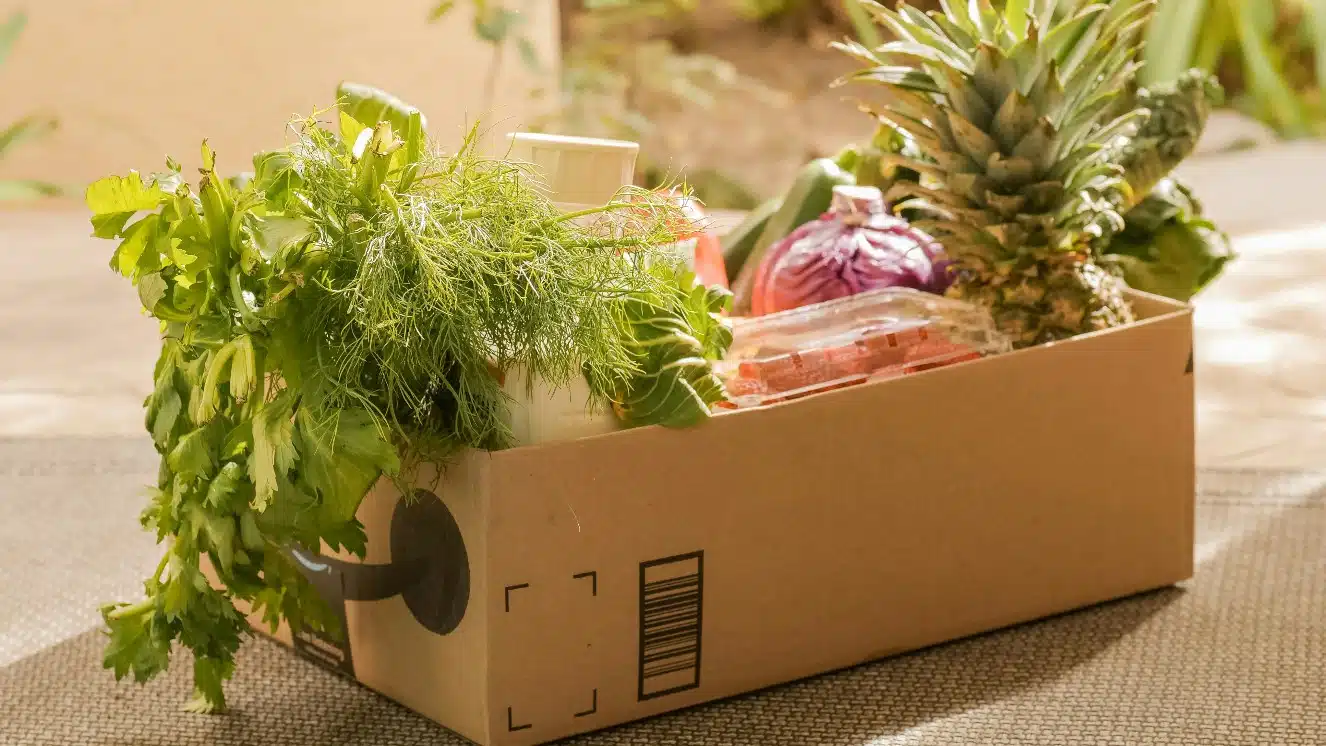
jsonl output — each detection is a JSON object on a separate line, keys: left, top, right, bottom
{"left": 714, "top": 288, "right": 1013, "bottom": 410}
{"left": 506, "top": 132, "right": 640, "bottom": 206}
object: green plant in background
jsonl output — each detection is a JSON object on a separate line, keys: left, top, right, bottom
{"left": 0, "top": 10, "right": 60, "bottom": 201}
{"left": 429, "top": 0, "right": 778, "bottom": 208}
{"left": 736, "top": 0, "right": 806, "bottom": 22}
{"left": 428, "top": 0, "right": 546, "bottom": 114}
{"left": 1140, "top": 0, "right": 1326, "bottom": 138}
{"left": 736, "top": 0, "right": 945, "bottom": 34}
{"left": 430, "top": 0, "right": 1323, "bottom": 236}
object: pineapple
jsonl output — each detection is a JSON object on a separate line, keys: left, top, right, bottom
{"left": 835, "top": 0, "right": 1177, "bottom": 347}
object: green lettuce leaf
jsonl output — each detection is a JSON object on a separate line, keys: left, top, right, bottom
{"left": 336, "top": 81, "right": 427, "bottom": 141}
{"left": 614, "top": 268, "right": 733, "bottom": 429}
{"left": 1106, "top": 177, "right": 1236, "bottom": 302}
{"left": 168, "top": 427, "right": 216, "bottom": 482}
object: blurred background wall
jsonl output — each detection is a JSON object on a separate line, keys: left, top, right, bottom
{"left": 2, "top": 0, "right": 1324, "bottom": 215}
{"left": 0, "top": 0, "right": 558, "bottom": 194}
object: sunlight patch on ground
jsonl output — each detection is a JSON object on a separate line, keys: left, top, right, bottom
{"left": 1194, "top": 472, "right": 1326, "bottom": 568}
{"left": 0, "top": 392, "right": 146, "bottom": 438}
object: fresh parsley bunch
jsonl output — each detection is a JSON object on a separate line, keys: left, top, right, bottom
{"left": 89, "top": 84, "right": 731, "bottom": 712}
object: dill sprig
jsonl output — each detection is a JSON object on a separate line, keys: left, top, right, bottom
{"left": 274, "top": 117, "right": 691, "bottom": 459}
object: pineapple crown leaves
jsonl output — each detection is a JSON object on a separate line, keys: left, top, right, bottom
{"left": 832, "top": 0, "right": 1158, "bottom": 258}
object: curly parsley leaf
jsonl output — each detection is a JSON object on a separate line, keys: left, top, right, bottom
{"left": 298, "top": 408, "right": 400, "bottom": 525}
{"left": 86, "top": 171, "right": 169, "bottom": 238}
{"left": 249, "top": 393, "right": 298, "bottom": 511}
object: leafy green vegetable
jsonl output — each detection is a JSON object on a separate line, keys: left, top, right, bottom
{"left": 1104, "top": 177, "right": 1236, "bottom": 302}
{"left": 86, "top": 172, "right": 168, "bottom": 238}
{"left": 90, "top": 137, "right": 389, "bottom": 712}
{"left": 614, "top": 267, "right": 733, "bottom": 428}
{"left": 90, "top": 85, "right": 721, "bottom": 712}
{"left": 335, "top": 81, "right": 427, "bottom": 146}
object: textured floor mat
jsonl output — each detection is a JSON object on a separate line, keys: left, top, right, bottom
{"left": 0, "top": 437, "right": 160, "bottom": 666}
{"left": 1, "top": 440, "right": 1323, "bottom": 745}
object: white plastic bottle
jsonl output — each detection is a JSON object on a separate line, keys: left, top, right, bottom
{"left": 499, "top": 132, "right": 641, "bottom": 446}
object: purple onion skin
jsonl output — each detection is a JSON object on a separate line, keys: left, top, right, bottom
{"left": 751, "top": 204, "right": 951, "bottom": 316}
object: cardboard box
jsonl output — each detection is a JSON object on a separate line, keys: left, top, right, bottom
{"left": 254, "top": 290, "right": 1195, "bottom": 746}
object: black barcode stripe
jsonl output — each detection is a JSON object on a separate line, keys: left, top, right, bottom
{"left": 644, "top": 659, "right": 699, "bottom": 677}
{"left": 643, "top": 589, "right": 701, "bottom": 609}
{"left": 638, "top": 551, "right": 704, "bottom": 701}
{"left": 643, "top": 582, "right": 701, "bottom": 599}
{"left": 644, "top": 641, "right": 705, "bottom": 659}
{"left": 642, "top": 635, "right": 700, "bottom": 653}
{"left": 644, "top": 575, "right": 700, "bottom": 594}
{"left": 642, "top": 597, "right": 701, "bottom": 621}
{"left": 641, "top": 625, "right": 701, "bottom": 648}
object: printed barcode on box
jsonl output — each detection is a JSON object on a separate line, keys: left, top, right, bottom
{"left": 637, "top": 551, "right": 704, "bottom": 701}
{"left": 292, "top": 627, "right": 350, "bottom": 673}
{"left": 288, "top": 548, "right": 356, "bottom": 678}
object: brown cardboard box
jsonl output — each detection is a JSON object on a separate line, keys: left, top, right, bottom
{"left": 254, "top": 290, "right": 1195, "bottom": 746}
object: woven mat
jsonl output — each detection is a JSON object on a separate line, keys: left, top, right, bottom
{"left": 1, "top": 438, "right": 1323, "bottom": 746}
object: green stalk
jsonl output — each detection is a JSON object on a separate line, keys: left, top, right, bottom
{"left": 435, "top": 207, "right": 484, "bottom": 225}
{"left": 199, "top": 176, "right": 235, "bottom": 269}
{"left": 152, "top": 551, "right": 170, "bottom": 583}
{"left": 106, "top": 597, "right": 155, "bottom": 621}
{"left": 267, "top": 281, "right": 299, "bottom": 307}
{"left": 229, "top": 267, "right": 261, "bottom": 331}
{"left": 562, "top": 236, "right": 655, "bottom": 251}
{"left": 544, "top": 203, "right": 627, "bottom": 225}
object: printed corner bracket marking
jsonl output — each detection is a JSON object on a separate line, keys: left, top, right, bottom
{"left": 504, "top": 583, "right": 529, "bottom": 613}
{"left": 574, "top": 688, "right": 598, "bottom": 718}
{"left": 573, "top": 570, "right": 597, "bottom": 596}
{"left": 507, "top": 707, "right": 532, "bottom": 732}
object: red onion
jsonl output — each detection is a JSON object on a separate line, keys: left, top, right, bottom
{"left": 750, "top": 185, "right": 950, "bottom": 316}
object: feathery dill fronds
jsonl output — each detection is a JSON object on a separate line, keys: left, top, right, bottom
{"left": 275, "top": 117, "right": 692, "bottom": 456}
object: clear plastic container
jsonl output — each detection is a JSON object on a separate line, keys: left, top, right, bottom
{"left": 715, "top": 288, "right": 1012, "bottom": 409}
{"left": 506, "top": 132, "right": 640, "bottom": 214}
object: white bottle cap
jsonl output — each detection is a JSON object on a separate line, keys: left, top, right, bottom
{"left": 506, "top": 132, "right": 640, "bottom": 206}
